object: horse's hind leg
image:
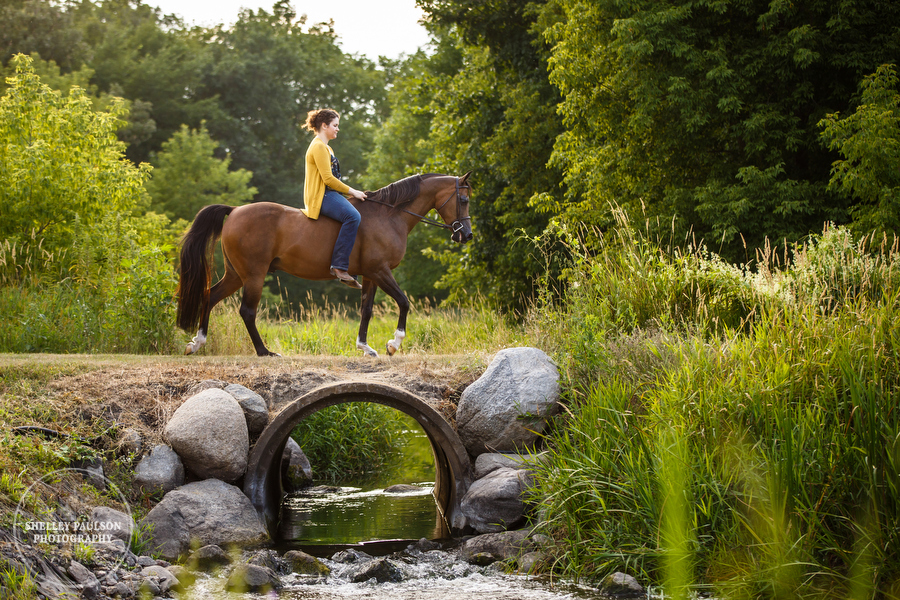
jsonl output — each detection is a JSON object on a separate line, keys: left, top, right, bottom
{"left": 356, "top": 278, "right": 379, "bottom": 357}
{"left": 239, "top": 273, "right": 279, "bottom": 357}
{"left": 186, "top": 268, "right": 243, "bottom": 354}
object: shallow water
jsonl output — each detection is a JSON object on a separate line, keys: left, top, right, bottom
{"left": 232, "top": 416, "right": 620, "bottom": 600}
{"left": 189, "top": 544, "right": 611, "bottom": 600}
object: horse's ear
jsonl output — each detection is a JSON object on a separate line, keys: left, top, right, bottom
{"left": 460, "top": 171, "right": 472, "bottom": 184}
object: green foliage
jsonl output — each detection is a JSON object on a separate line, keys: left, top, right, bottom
{"left": 0, "top": 56, "right": 179, "bottom": 353}
{"left": 539, "top": 0, "right": 900, "bottom": 259}
{"left": 0, "top": 557, "right": 36, "bottom": 600}
{"left": 385, "top": 2, "right": 565, "bottom": 310}
{"left": 820, "top": 64, "right": 900, "bottom": 237}
{"left": 0, "top": 54, "right": 150, "bottom": 253}
{"left": 532, "top": 215, "right": 900, "bottom": 596}
{"left": 146, "top": 123, "right": 256, "bottom": 221}
{"left": 290, "top": 403, "right": 403, "bottom": 483}
{"left": 198, "top": 1, "right": 387, "bottom": 206}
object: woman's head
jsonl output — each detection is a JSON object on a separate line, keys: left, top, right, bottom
{"left": 305, "top": 108, "right": 340, "bottom": 133}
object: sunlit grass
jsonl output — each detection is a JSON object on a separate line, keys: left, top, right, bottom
{"left": 530, "top": 216, "right": 900, "bottom": 597}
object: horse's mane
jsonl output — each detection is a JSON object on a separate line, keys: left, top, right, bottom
{"left": 367, "top": 173, "right": 443, "bottom": 206}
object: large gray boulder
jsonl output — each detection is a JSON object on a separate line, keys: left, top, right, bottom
{"left": 458, "top": 530, "right": 535, "bottom": 564}
{"left": 474, "top": 452, "right": 545, "bottom": 479}
{"left": 163, "top": 388, "right": 249, "bottom": 482}
{"left": 140, "top": 479, "right": 267, "bottom": 561}
{"left": 134, "top": 444, "right": 185, "bottom": 497}
{"left": 224, "top": 383, "right": 269, "bottom": 435}
{"left": 456, "top": 347, "right": 560, "bottom": 455}
{"left": 90, "top": 506, "right": 135, "bottom": 546}
{"left": 281, "top": 437, "right": 313, "bottom": 492}
{"left": 459, "top": 467, "right": 530, "bottom": 533}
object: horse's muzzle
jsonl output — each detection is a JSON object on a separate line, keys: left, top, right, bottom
{"left": 451, "top": 222, "right": 473, "bottom": 244}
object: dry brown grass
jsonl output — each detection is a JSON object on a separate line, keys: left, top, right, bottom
{"left": 0, "top": 353, "right": 486, "bottom": 449}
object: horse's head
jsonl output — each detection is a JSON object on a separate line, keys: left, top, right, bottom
{"left": 435, "top": 172, "right": 473, "bottom": 244}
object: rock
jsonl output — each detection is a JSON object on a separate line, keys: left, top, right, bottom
{"left": 408, "top": 538, "right": 441, "bottom": 552}
{"left": 140, "top": 479, "right": 267, "bottom": 561}
{"left": 247, "top": 549, "right": 285, "bottom": 573}
{"left": 384, "top": 484, "right": 422, "bottom": 494}
{"left": 225, "top": 564, "right": 282, "bottom": 593}
{"left": 283, "top": 550, "right": 330, "bottom": 577}
{"left": 136, "top": 556, "right": 157, "bottom": 567}
{"left": 186, "top": 379, "right": 227, "bottom": 396}
{"left": 134, "top": 445, "right": 185, "bottom": 497}
{"left": 163, "top": 388, "right": 249, "bottom": 483}
{"left": 91, "top": 537, "right": 128, "bottom": 557}
{"left": 117, "top": 428, "right": 143, "bottom": 455}
{"left": 224, "top": 383, "right": 270, "bottom": 434}
{"left": 599, "top": 572, "right": 645, "bottom": 597}
{"left": 138, "top": 578, "right": 160, "bottom": 597}
{"left": 68, "top": 560, "right": 100, "bottom": 598}
{"left": 516, "top": 551, "right": 546, "bottom": 574}
{"left": 331, "top": 548, "right": 373, "bottom": 564}
{"left": 459, "top": 467, "right": 531, "bottom": 533}
{"left": 344, "top": 558, "right": 403, "bottom": 583}
{"left": 473, "top": 452, "right": 548, "bottom": 479}
{"left": 139, "top": 566, "right": 178, "bottom": 594}
{"left": 110, "top": 581, "right": 135, "bottom": 598}
{"left": 456, "top": 347, "right": 560, "bottom": 455}
{"left": 90, "top": 506, "right": 135, "bottom": 545}
{"left": 164, "top": 565, "right": 196, "bottom": 591}
{"left": 189, "top": 544, "right": 232, "bottom": 571}
{"left": 281, "top": 437, "right": 313, "bottom": 492}
{"left": 459, "top": 530, "right": 535, "bottom": 564}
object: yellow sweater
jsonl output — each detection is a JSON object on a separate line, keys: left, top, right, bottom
{"left": 302, "top": 137, "right": 351, "bottom": 219}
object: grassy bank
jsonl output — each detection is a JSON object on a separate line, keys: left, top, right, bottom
{"left": 530, "top": 218, "right": 900, "bottom": 598}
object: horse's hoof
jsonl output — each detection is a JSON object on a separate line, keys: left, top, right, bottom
{"left": 184, "top": 344, "right": 195, "bottom": 355}
{"left": 386, "top": 342, "right": 398, "bottom": 356}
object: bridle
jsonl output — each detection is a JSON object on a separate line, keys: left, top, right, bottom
{"left": 365, "top": 177, "right": 471, "bottom": 233}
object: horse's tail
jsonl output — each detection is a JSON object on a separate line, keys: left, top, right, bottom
{"left": 176, "top": 204, "right": 235, "bottom": 332}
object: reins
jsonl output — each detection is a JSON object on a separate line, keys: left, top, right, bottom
{"left": 364, "top": 177, "right": 470, "bottom": 231}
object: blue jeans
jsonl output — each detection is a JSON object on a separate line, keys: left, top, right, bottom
{"left": 319, "top": 190, "right": 361, "bottom": 271}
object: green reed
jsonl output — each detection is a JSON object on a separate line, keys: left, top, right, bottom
{"left": 530, "top": 218, "right": 900, "bottom": 598}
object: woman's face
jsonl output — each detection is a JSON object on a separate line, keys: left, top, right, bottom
{"left": 320, "top": 118, "right": 340, "bottom": 140}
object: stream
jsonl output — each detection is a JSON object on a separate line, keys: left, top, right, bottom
{"left": 191, "top": 414, "right": 625, "bottom": 599}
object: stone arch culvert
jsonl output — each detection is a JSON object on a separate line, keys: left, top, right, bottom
{"left": 243, "top": 381, "right": 475, "bottom": 539}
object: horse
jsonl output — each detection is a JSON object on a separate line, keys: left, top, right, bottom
{"left": 175, "top": 172, "right": 473, "bottom": 357}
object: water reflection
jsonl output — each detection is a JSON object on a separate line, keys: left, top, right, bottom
{"left": 280, "top": 413, "right": 440, "bottom": 545}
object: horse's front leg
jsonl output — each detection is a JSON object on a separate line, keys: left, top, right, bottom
{"left": 374, "top": 271, "right": 409, "bottom": 356}
{"left": 356, "top": 278, "right": 379, "bottom": 357}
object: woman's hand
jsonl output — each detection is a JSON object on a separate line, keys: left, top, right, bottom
{"left": 348, "top": 187, "right": 367, "bottom": 201}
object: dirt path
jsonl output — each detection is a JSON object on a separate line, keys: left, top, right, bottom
{"left": 0, "top": 353, "right": 486, "bottom": 446}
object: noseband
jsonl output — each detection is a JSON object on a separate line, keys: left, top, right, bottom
{"left": 367, "top": 177, "right": 471, "bottom": 232}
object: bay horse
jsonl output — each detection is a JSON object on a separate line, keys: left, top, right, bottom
{"left": 176, "top": 172, "right": 473, "bottom": 357}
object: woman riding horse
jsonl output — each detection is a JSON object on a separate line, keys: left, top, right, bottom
{"left": 176, "top": 171, "right": 474, "bottom": 357}
{"left": 302, "top": 108, "right": 368, "bottom": 289}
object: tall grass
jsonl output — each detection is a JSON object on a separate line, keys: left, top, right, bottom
{"left": 198, "top": 291, "right": 524, "bottom": 357}
{"left": 531, "top": 215, "right": 900, "bottom": 598}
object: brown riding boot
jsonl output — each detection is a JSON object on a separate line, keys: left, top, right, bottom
{"left": 330, "top": 267, "right": 362, "bottom": 289}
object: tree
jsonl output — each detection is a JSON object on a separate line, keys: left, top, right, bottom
{"left": 0, "top": 0, "right": 87, "bottom": 71}
{"left": 0, "top": 54, "right": 150, "bottom": 254}
{"left": 820, "top": 64, "right": 900, "bottom": 237}
{"left": 405, "top": 0, "right": 566, "bottom": 310}
{"left": 146, "top": 123, "right": 256, "bottom": 222}
{"left": 198, "top": 1, "right": 388, "bottom": 207}
{"left": 540, "top": 0, "right": 900, "bottom": 258}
